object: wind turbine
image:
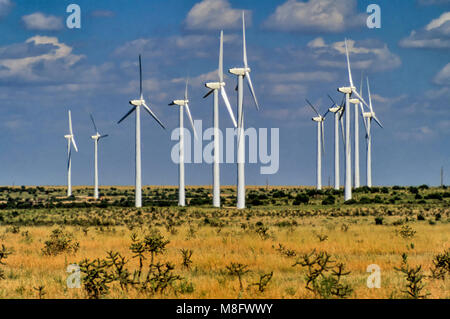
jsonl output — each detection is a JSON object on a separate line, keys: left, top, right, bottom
{"left": 363, "top": 77, "right": 383, "bottom": 188}
{"left": 118, "top": 54, "right": 166, "bottom": 208}
{"left": 169, "top": 80, "right": 197, "bottom": 207}
{"left": 228, "top": 11, "right": 259, "bottom": 209}
{"left": 337, "top": 39, "right": 370, "bottom": 201}
{"left": 90, "top": 114, "right": 109, "bottom": 199}
{"left": 64, "top": 110, "right": 78, "bottom": 197}
{"left": 328, "top": 95, "right": 346, "bottom": 190}
{"left": 306, "top": 99, "right": 330, "bottom": 190}
{"left": 203, "top": 30, "right": 237, "bottom": 208}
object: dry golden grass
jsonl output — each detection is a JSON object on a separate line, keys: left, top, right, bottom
{"left": 0, "top": 217, "right": 448, "bottom": 299}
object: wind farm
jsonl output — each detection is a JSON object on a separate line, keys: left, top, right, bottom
{"left": 0, "top": 1, "right": 448, "bottom": 302}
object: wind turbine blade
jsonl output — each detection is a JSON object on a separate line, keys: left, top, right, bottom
{"left": 185, "top": 78, "right": 189, "bottom": 101}
{"left": 184, "top": 103, "right": 198, "bottom": 140}
{"left": 220, "top": 87, "right": 237, "bottom": 128}
{"left": 322, "top": 109, "right": 331, "bottom": 118}
{"left": 219, "top": 30, "right": 224, "bottom": 83}
{"left": 340, "top": 116, "right": 346, "bottom": 147}
{"left": 339, "top": 104, "right": 345, "bottom": 121}
{"left": 359, "top": 103, "right": 369, "bottom": 136}
{"left": 245, "top": 72, "right": 259, "bottom": 110}
{"left": 359, "top": 70, "right": 364, "bottom": 96}
{"left": 139, "top": 54, "right": 143, "bottom": 99}
{"left": 68, "top": 110, "right": 73, "bottom": 135}
{"left": 203, "top": 89, "right": 214, "bottom": 99}
{"left": 71, "top": 136, "right": 78, "bottom": 152}
{"left": 373, "top": 115, "right": 383, "bottom": 128}
{"left": 67, "top": 147, "right": 71, "bottom": 170}
{"left": 345, "top": 39, "right": 354, "bottom": 88}
{"left": 142, "top": 102, "right": 166, "bottom": 130}
{"left": 90, "top": 113, "right": 98, "bottom": 133}
{"left": 352, "top": 89, "right": 370, "bottom": 110}
{"left": 327, "top": 94, "right": 337, "bottom": 106}
{"left": 305, "top": 99, "right": 320, "bottom": 117}
{"left": 99, "top": 134, "right": 109, "bottom": 140}
{"left": 366, "top": 77, "right": 374, "bottom": 114}
{"left": 118, "top": 107, "right": 136, "bottom": 124}
{"left": 242, "top": 11, "right": 248, "bottom": 68}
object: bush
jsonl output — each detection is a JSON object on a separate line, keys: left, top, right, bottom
{"left": 293, "top": 194, "right": 309, "bottom": 205}
{"left": 321, "top": 195, "right": 335, "bottom": 205}
{"left": 344, "top": 199, "right": 357, "bottom": 205}
{"left": 42, "top": 228, "right": 80, "bottom": 256}
{"left": 417, "top": 214, "right": 425, "bottom": 221}
{"left": 375, "top": 217, "right": 383, "bottom": 225}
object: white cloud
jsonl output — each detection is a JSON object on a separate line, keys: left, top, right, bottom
{"left": 310, "top": 38, "right": 402, "bottom": 72}
{"left": 22, "top": 12, "right": 63, "bottom": 31}
{"left": 434, "top": 63, "right": 450, "bottom": 85}
{"left": 0, "top": 36, "right": 84, "bottom": 82}
{"left": 399, "top": 12, "right": 450, "bottom": 49}
{"left": 185, "top": 0, "right": 251, "bottom": 31}
{"left": 0, "top": 0, "right": 13, "bottom": 19}
{"left": 263, "top": 0, "right": 365, "bottom": 33}
{"left": 396, "top": 126, "right": 435, "bottom": 141}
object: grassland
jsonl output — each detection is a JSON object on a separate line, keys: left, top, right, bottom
{"left": 0, "top": 185, "right": 448, "bottom": 299}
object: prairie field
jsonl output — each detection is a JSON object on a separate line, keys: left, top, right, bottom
{"left": 0, "top": 185, "right": 449, "bottom": 299}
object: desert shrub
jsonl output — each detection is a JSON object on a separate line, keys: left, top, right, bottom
{"left": 226, "top": 263, "right": 250, "bottom": 291}
{"left": 42, "top": 228, "right": 80, "bottom": 256}
{"left": 430, "top": 250, "right": 450, "bottom": 280}
{"left": 275, "top": 243, "right": 296, "bottom": 258}
{"left": 322, "top": 195, "right": 335, "bottom": 205}
{"left": 408, "top": 187, "right": 419, "bottom": 194}
{"left": 425, "top": 193, "right": 443, "bottom": 201}
{"left": 250, "top": 272, "right": 273, "bottom": 293}
{"left": 255, "top": 225, "right": 270, "bottom": 240}
{"left": 395, "top": 254, "right": 429, "bottom": 299}
{"left": 417, "top": 214, "right": 425, "bottom": 221}
{"left": 292, "top": 250, "right": 353, "bottom": 299}
{"left": 0, "top": 244, "right": 12, "bottom": 280}
{"left": 375, "top": 217, "right": 384, "bottom": 225}
{"left": 418, "top": 184, "right": 429, "bottom": 190}
{"left": 293, "top": 194, "right": 309, "bottom": 205}
{"left": 180, "top": 249, "right": 193, "bottom": 269}
{"left": 344, "top": 199, "right": 357, "bottom": 205}
{"left": 396, "top": 225, "right": 416, "bottom": 239}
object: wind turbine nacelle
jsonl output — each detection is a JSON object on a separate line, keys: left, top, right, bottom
{"left": 363, "top": 112, "right": 373, "bottom": 118}
{"left": 171, "top": 100, "right": 186, "bottom": 106}
{"left": 91, "top": 134, "right": 100, "bottom": 140}
{"left": 338, "top": 87, "right": 352, "bottom": 94}
{"left": 329, "top": 107, "right": 341, "bottom": 113}
{"left": 129, "top": 99, "right": 143, "bottom": 106}
{"left": 312, "top": 116, "right": 323, "bottom": 122}
{"left": 205, "top": 82, "right": 223, "bottom": 90}
{"left": 349, "top": 98, "right": 360, "bottom": 104}
{"left": 64, "top": 134, "right": 72, "bottom": 139}
{"left": 229, "top": 67, "right": 248, "bottom": 76}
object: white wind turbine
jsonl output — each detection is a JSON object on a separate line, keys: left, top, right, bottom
{"left": 203, "top": 30, "right": 238, "bottom": 208}
{"left": 337, "top": 39, "right": 371, "bottom": 201}
{"left": 118, "top": 54, "right": 166, "bottom": 208}
{"left": 89, "top": 114, "right": 109, "bottom": 199}
{"left": 64, "top": 110, "right": 78, "bottom": 197}
{"left": 228, "top": 11, "right": 259, "bottom": 209}
{"left": 327, "top": 95, "right": 346, "bottom": 190}
{"left": 169, "top": 80, "right": 197, "bottom": 207}
{"left": 364, "top": 77, "right": 383, "bottom": 187}
{"left": 306, "top": 99, "right": 330, "bottom": 190}
{"left": 355, "top": 77, "right": 370, "bottom": 188}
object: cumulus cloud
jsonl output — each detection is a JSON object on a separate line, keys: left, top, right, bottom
{"left": 184, "top": 0, "right": 251, "bottom": 31}
{"left": 307, "top": 38, "right": 402, "bottom": 72}
{"left": 263, "top": 0, "right": 366, "bottom": 33}
{"left": 0, "top": 36, "right": 84, "bottom": 82}
{"left": 434, "top": 63, "right": 450, "bottom": 85}
{"left": 399, "top": 12, "right": 450, "bottom": 49}
{"left": 0, "top": 0, "right": 13, "bottom": 19}
{"left": 22, "top": 12, "right": 63, "bottom": 31}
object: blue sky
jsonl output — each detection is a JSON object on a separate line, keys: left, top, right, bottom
{"left": 0, "top": 0, "right": 449, "bottom": 187}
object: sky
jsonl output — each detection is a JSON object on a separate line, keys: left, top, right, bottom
{"left": 0, "top": 0, "right": 449, "bottom": 187}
